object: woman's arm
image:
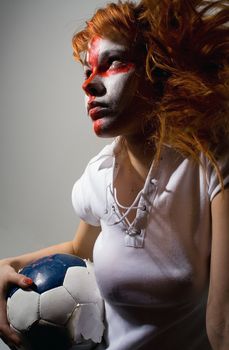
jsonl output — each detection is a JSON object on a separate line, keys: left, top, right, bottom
{"left": 0, "top": 220, "right": 100, "bottom": 348}
{"left": 3, "top": 220, "right": 100, "bottom": 271}
{"left": 207, "top": 188, "right": 229, "bottom": 350}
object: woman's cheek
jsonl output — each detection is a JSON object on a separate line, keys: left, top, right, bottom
{"left": 107, "top": 73, "right": 134, "bottom": 106}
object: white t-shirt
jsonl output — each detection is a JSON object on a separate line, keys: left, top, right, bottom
{"left": 72, "top": 139, "right": 229, "bottom": 350}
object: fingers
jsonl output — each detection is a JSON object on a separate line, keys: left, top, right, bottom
{"left": 1, "top": 334, "right": 20, "bottom": 350}
{"left": 0, "top": 326, "right": 22, "bottom": 348}
{"left": 0, "top": 298, "right": 22, "bottom": 347}
{"left": 12, "top": 274, "right": 33, "bottom": 289}
{"left": 0, "top": 265, "right": 33, "bottom": 295}
{"left": 0, "top": 266, "right": 29, "bottom": 348}
{"left": 0, "top": 326, "right": 22, "bottom": 349}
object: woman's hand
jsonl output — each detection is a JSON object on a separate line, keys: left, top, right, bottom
{"left": 0, "top": 262, "right": 33, "bottom": 349}
{"left": 0, "top": 220, "right": 100, "bottom": 349}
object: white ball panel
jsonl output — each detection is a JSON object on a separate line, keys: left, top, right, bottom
{"left": 7, "top": 289, "right": 40, "bottom": 331}
{"left": 75, "top": 303, "right": 105, "bottom": 344}
{"left": 66, "top": 305, "right": 82, "bottom": 342}
{"left": 40, "top": 286, "right": 76, "bottom": 325}
{"left": 63, "top": 266, "right": 101, "bottom": 304}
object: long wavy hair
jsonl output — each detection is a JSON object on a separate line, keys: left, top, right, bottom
{"left": 72, "top": 0, "right": 229, "bottom": 182}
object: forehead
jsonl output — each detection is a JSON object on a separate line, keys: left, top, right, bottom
{"left": 83, "top": 36, "right": 129, "bottom": 66}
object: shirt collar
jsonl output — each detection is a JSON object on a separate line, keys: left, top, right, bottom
{"left": 88, "top": 138, "right": 121, "bottom": 170}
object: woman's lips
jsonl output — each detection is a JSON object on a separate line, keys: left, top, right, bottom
{"left": 88, "top": 105, "right": 110, "bottom": 120}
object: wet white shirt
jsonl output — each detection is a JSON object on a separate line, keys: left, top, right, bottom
{"left": 72, "top": 139, "right": 229, "bottom": 350}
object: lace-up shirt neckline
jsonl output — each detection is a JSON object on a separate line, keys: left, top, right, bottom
{"left": 112, "top": 144, "right": 153, "bottom": 227}
{"left": 106, "top": 139, "right": 160, "bottom": 247}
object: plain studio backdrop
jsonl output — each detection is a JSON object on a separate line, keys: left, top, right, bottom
{"left": 0, "top": 0, "right": 137, "bottom": 348}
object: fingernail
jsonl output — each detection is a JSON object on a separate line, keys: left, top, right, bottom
{"left": 23, "top": 277, "right": 33, "bottom": 285}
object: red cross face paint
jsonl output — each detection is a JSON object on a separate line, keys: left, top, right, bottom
{"left": 82, "top": 37, "right": 141, "bottom": 137}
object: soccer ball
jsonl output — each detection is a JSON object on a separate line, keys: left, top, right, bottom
{"left": 7, "top": 254, "right": 105, "bottom": 350}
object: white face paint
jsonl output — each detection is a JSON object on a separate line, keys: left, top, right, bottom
{"left": 82, "top": 36, "right": 142, "bottom": 137}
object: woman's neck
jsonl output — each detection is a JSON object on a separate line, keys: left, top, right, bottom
{"left": 122, "top": 135, "right": 155, "bottom": 181}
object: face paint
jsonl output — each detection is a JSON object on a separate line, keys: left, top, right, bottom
{"left": 82, "top": 36, "right": 141, "bottom": 137}
{"left": 93, "top": 119, "right": 103, "bottom": 135}
{"left": 82, "top": 36, "right": 100, "bottom": 105}
{"left": 88, "top": 36, "right": 100, "bottom": 68}
{"left": 83, "top": 37, "right": 135, "bottom": 85}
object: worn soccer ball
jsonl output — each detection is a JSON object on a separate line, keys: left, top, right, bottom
{"left": 7, "top": 254, "right": 104, "bottom": 350}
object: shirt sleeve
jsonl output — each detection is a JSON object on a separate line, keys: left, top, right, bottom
{"left": 207, "top": 152, "right": 229, "bottom": 201}
{"left": 71, "top": 166, "right": 101, "bottom": 227}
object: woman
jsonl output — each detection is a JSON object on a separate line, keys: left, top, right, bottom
{"left": 0, "top": 0, "right": 229, "bottom": 349}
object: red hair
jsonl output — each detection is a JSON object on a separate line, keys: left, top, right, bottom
{"left": 72, "top": 2, "right": 141, "bottom": 60}
{"left": 72, "top": 0, "right": 229, "bottom": 181}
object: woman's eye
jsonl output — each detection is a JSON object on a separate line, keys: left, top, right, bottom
{"left": 84, "top": 70, "right": 92, "bottom": 79}
{"left": 109, "top": 60, "right": 124, "bottom": 69}
{"left": 97, "top": 56, "right": 127, "bottom": 73}
{"left": 105, "top": 56, "right": 126, "bottom": 70}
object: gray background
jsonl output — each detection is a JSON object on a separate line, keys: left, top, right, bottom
{"left": 0, "top": 0, "right": 122, "bottom": 348}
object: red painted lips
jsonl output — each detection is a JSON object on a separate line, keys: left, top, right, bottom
{"left": 88, "top": 102, "right": 110, "bottom": 120}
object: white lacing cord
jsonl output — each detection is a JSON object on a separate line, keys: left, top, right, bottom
{"left": 108, "top": 186, "right": 145, "bottom": 228}
{"left": 113, "top": 187, "right": 143, "bottom": 211}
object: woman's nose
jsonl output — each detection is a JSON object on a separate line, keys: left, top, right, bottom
{"left": 82, "top": 74, "right": 106, "bottom": 97}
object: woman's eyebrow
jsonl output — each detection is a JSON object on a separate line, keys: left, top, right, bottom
{"left": 83, "top": 48, "right": 129, "bottom": 68}
{"left": 99, "top": 49, "right": 128, "bottom": 63}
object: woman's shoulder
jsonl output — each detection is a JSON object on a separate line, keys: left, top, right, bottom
{"left": 71, "top": 140, "right": 118, "bottom": 226}
{"left": 200, "top": 143, "right": 229, "bottom": 200}
{"left": 87, "top": 141, "right": 116, "bottom": 170}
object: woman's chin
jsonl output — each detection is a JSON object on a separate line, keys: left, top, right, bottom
{"left": 93, "top": 119, "right": 118, "bottom": 138}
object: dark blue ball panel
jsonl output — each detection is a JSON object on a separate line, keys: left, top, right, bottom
{"left": 8, "top": 254, "right": 86, "bottom": 297}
